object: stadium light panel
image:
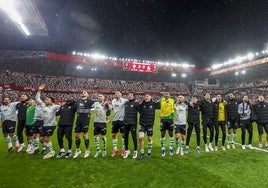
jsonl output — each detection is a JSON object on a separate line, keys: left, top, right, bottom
{"left": 0, "top": 0, "right": 31, "bottom": 36}
{"left": 171, "top": 73, "right": 176, "bottom": 77}
{"left": 235, "top": 71, "right": 239, "bottom": 76}
{"left": 241, "top": 70, "right": 246, "bottom": 74}
{"left": 181, "top": 73, "right": 187, "bottom": 78}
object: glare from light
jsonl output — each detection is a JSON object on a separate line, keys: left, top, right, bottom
{"left": 246, "top": 53, "right": 254, "bottom": 60}
{"left": 0, "top": 0, "right": 31, "bottom": 36}
{"left": 181, "top": 73, "right": 187, "bottom": 78}
{"left": 171, "top": 73, "right": 176, "bottom": 77}
{"left": 235, "top": 71, "right": 239, "bottom": 76}
{"left": 76, "top": 65, "right": 83, "bottom": 70}
{"left": 241, "top": 70, "right": 246, "bottom": 74}
{"left": 91, "top": 53, "right": 105, "bottom": 60}
{"left": 72, "top": 51, "right": 76, "bottom": 55}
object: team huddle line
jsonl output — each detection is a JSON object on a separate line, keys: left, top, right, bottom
{"left": 1, "top": 84, "right": 267, "bottom": 160}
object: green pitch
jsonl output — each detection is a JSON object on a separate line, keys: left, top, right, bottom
{"left": 0, "top": 110, "right": 268, "bottom": 188}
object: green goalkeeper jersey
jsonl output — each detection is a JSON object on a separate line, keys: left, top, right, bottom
{"left": 26, "top": 105, "right": 36, "bottom": 126}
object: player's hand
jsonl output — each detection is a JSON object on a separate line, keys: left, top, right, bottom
{"left": 38, "top": 83, "right": 46, "bottom": 91}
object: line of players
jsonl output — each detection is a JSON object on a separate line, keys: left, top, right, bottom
{"left": 1, "top": 84, "right": 268, "bottom": 160}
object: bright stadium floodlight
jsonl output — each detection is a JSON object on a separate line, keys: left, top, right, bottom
{"left": 241, "top": 70, "right": 246, "bottom": 74}
{"left": 76, "top": 65, "right": 83, "bottom": 70}
{"left": 181, "top": 73, "right": 187, "bottom": 78}
{"left": 171, "top": 73, "right": 176, "bottom": 77}
{"left": 0, "top": 0, "right": 30, "bottom": 36}
{"left": 90, "top": 53, "right": 105, "bottom": 60}
{"left": 246, "top": 53, "right": 254, "bottom": 60}
{"left": 72, "top": 51, "right": 76, "bottom": 55}
{"left": 235, "top": 71, "right": 239, "bottom": 76}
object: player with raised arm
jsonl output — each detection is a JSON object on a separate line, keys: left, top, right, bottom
{"left": 36, "top": 84, "right": 60, "bottom": 159}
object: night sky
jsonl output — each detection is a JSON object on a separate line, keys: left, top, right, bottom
{"left": 0, "top": 0, "right": 267, "bottom": 68}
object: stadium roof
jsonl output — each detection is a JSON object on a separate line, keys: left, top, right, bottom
{"left": 0, "top": 0, "right": 48, "bottom": 36}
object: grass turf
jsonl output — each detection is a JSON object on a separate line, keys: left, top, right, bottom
{"left": 0, "top": 110, "right": 268, "bottom": 188}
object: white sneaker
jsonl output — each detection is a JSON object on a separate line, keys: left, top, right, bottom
{"left": 26, "top": 144, "right": 32, "bottom": 153}
{"left": 247, "top": 144, "right": 253, "bottom": 149}
{"left": 258, "top": 143, "right": 263, "bottom": 149}
{"left": 17, "top": 143, "right": 25, "bottom": 152}
{"left": 180, "top": 149, "right": 184, "bottom": 156}
{"left": 214, "top": 146, "right": 218, "bottom": 151}
{"left": 175, "top": 147, "right": 180, "bottom": 155}
{"left": 102, "top": 150, "right": 106, "bottom": 157}
{"left": 132, "top": 150, "right": 138, "bottom": 159}
{"left": 123, "top": 150, "right": 130, "bottom": 159}
{"left": 73, "top": 149, "right": 81, "bottom": 159}
{"left": 84, "top": 150, "right": 90, "bottom": 158}
{"left": 221, "top": 146, "right": 226, "bottom": 151}
{"left": 43, "top": 150, "right": 55, "bottom": 159}
{"left": 94, "top": 150, "right": 100, "bottom": 158}
{"left": 208, "top": 143, "right": 214, "bottom": 151}
{"left": 242, "top": 145, "right": 246, "bottom": 150}
{"left": 205, "top": 144, "right": 209, "bottom": 152}
{"left": 226, "top": 144, "right": 230, "bottom": 149}
{"left": 231, "top": 143, "right": 236, "bottom": 149}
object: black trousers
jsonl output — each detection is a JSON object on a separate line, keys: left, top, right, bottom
{"left": 202, "top": 119, "right": 214, "bottom": 144}
{"left": 57, "top": 126, "right": 73, "bottom": 150}
{"left": 186, "top": 122, "right": 200, "bottom": 146}
{"left": 17, "top": 120, "right": 26, "bottom": 144}
{"left": 124, "top": 124, "right": 138, "bottom": 151}
{"left": 215, "top": 122, "right": 226, "bottom": 146}
{"left": 240, "top": 119, "right": 253, "bottom": 145}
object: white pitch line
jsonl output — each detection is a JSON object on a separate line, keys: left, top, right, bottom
{"left": 192, "top": 132, "right": 268, "bottom": 153}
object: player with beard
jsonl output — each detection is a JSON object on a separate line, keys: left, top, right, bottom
{"left": 174, "top": 95, "right": 187, "bottom": 155}
{"left": 238, "top": 95, "right": 253, "bottom": 150}
{"left": 138, "top": 94, "right": 157, "bottom": 160}
{"left": 213, "top": 94, "right": 227, "bottom": 151}
{"left": 0, "top": 96, "right": 20, "bottom": 152}
{"left": 111, "top": 91, "right": 128, "bottom": 157}
{"left": 16, "top": 94, "right": 29, "bottom": 152}
{"left": 123, "top": 92, "right": 140, "bottom": 159}
{"left": 185, "top": 96, "right": 201, "bottom": 154}
{"left": 252, "top": 94, "right": 268, "bottom": 149}
{"left": 36, "top": 84, "right": 60, "bottom": 159}
{"left": 226, "top": 93, "right": 240, "bottom": 149}
{"left": 199, "top": 92, "right": 214, "bottom": 152}
{"left": 91, "top": 94, "right": 111, "bottom": 158}
{"left": 157, "top": 92, "right": 176, "bottom": 157}
{"left": 56, "top": 96, "right": 77, "bottom": 159}
{"left": 73, "top": 91, "right": 95, "bottom": 159}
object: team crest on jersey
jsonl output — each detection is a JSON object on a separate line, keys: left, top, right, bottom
{"left": 150, "top": 105, "right": 152, "bottom": 108}
{"left": 68, "top": 106, "right": 71, "bottom": 109}
{"left": 131, "top": 105, "right": 133, "bottom": 107}
{"left": 264, "top": 105, "right": 266, "bottom": 108}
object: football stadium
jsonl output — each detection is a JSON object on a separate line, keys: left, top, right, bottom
{"left": 0, "top": 1, "right": 268, "bottom": 188}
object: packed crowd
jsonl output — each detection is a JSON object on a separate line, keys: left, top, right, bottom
{"left": 0, "top": 70, "right": 190, "bottom": 94}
